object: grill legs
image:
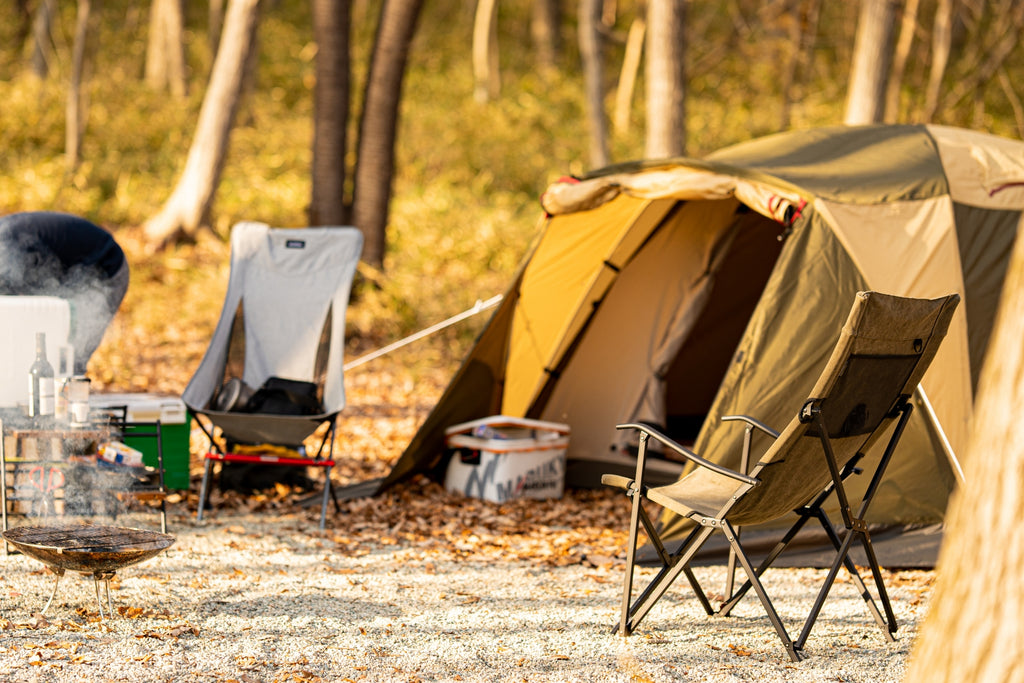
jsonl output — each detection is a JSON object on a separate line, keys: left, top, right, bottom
{"left": 39, "top": 568, "right": 117, "bottom": 619}
{"left": 42, "top": 568, "right": 64, "bottom": 615}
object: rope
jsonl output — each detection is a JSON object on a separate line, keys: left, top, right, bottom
{"left": 343, "top": 294, "right": 504, "bottom": 371}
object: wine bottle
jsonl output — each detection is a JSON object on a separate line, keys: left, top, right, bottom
{"left": 28, "top": 332, "right": 56, "bottom": 421}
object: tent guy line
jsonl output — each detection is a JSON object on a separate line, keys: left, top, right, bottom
{"left": 343, "top": 294, "right": 504, "bottom": 372}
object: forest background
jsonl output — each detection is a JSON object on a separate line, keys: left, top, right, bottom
{"left": 1, "top": 0, "right": 1023, "bottom": 466}
{"left": 3, "top": 4, "right": 1024, "bottom": 677}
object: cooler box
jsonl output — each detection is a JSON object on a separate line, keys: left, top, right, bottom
{"left": 91, "top": 393, "right": 191, "bottom": 490}
{"left": 444, "top": 416, "right": 570, "bottom": 503}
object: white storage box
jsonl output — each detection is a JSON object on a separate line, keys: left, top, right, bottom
{"left": 0, "top": 296, "right": 71, "bottom": 408}
{"left": 444, "top": 416, "right": 570, "bottom": 503}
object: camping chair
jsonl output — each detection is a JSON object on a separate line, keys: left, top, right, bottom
{"left": 603, "top": 291, "right": 959, "bottom": 661}
{"left": 183, "top": 223, "right": 363, "bottom": 530}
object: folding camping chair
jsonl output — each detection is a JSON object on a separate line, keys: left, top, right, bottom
{"left": 183, "top": 222, "right": 363, "bottom": 530}
{"left": 603, "top": 291, "right": 959, "bottom": 661}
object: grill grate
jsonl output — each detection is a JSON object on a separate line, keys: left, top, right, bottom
{"left": 4, "top": 523, "right": 170, "bottom": 553}
{"left": 2, "top": 524, "right": 175, "bottom": 619}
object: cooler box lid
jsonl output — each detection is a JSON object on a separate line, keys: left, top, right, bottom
{"left": 91, "top": 393, "right": 188, "bottom": 424}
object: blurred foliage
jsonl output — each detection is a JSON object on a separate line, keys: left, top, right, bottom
{"left": 1, "top": 0, "right": 1023, "bottom": 393}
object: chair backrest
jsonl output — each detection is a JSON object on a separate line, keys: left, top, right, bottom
{"left": 182, "top": 223, "right": 363, "bottom": 443}
{"left": 726, "top": 291, "right": 960, "bottom": 525}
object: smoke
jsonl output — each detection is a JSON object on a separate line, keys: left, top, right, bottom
{"left": 0, "top": 230, "right": 123, "bottom": 374}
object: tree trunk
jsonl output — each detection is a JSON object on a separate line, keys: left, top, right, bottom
{"left": 903, "top": 227, "right": 1024, "bottom": 682}
{"left": 351, "top": 0, "right": 424, "bottom": 268}
{"left": 145, "top": 0, "right": 189, "bottom": 97}
{"left": 939, "top": 2, "right": 1024, "bottom": 119}
{"left": 578, "top": 0, "right": 609, "bottom": 169}
{"left": 921, "top": 0, "right": 951, "bottom": 121}
{"left": 644, "top": 0, "right": 686, "bottom": 159}
{"left": 30, "top": 0, "right": 56, "bottom": 79}
{"left": 884, "top": 0, "right": 919, "bottom": 123}
{"left": 531, "top": 0, "right": 561, "bottom": 71}
{"left": 143, "top": 0, "right": 261, "bottom": 249}
{"left": 997, "top": 68, "right": 1024, "bottom": 138}
{"left": 309, "top": 0, "right": 352, "bottom": 227}
{"left": 14, "top": 0, "right": 34, "bottom": 59}
{"left": 613, "top": 14, "right": 645, "bottom": 134}
{"left": 472, "top": 0, "right": 500, "bottom": 103}
{"left": 778, "top": 0, "right": 820, "bottom": 131}
{"left": 844, "top": 0, "right": 896, "bottom": 124}
{"left": 66, "top": 0, "right": 97, "bottom": 172}
{"left": 209, "top": 0, "right": 226, "bottom": 64}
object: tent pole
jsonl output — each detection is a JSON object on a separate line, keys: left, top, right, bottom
{"left": 343, "top": 295, "right": 504, "bottom": 371}
{"left": 915, "top": 384, "right": 966, "bottom": 487}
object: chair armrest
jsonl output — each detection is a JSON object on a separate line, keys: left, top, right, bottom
{"left": 601, "top": 473, "right": 642, "bottom": 492}
{"left": 616, "top": 423, "right": 760, "bottom": 486}
{"left": 721, "top": 414, "right": 781, "bottom": 439}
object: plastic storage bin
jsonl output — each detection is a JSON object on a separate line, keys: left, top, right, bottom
{"left": 91, "top": 393, "right": 191, "bottom": 490}
{"left": 444, "top": 416, "right": 570, "bottom": 503}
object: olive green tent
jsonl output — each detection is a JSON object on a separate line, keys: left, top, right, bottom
{"left": 365, "top": 124, "right": 1024, "bottom": 542}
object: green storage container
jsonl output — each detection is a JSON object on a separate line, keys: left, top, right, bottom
{"left": 91, "top": 393, "right": 191, "bottom": 490}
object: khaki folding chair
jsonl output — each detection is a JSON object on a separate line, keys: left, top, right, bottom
{"left": 603, "top": 291, "right": 960, "bottom": 661}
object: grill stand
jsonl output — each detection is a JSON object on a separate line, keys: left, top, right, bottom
{"left": 41, "top": 567, "right": 116, "bottom": 619}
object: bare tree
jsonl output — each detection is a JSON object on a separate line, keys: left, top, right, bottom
{"left": 143, "top": 0, "right": 261, "bottom": 249}
{"left": 922, "top": 0, "right": 952, "bottom": 121}
{"left": 778, "top": 0, "right": 821, "bottom": 130}
{"left": 14, "top": 0, "right": 34, "bottom": 60}
{"left": 531, "top": 0, "right": 561, "bottom": 71}
{"left": 644, "top": 0, "right": 686, "bottom": 158}
{"left": 937, "top": 1, "right": 1024, "bottom": 121}
{"left": 66, "top": 0, "right": 99, "bottom": 171}
{"left": 903, "top": 230, "right": 1024, "bottom": 682}
{"left": 579, "top": 0, "right": 609, "bottom": 168}
{"left": 145, "top": 0, "right": 189, "bottom": 97}
{"left": 884, "top": 0, "right": 920, "bottom": 122}
{"left": 351, "top": 0, "right": 425, "bottom": 268}
{"left": 844, "top": 0, "right": 896, "bottom": 124}
{"left": 209, "top": 0, "right": 226, "bottom": 63}
{"left": 613, "top": 11, "right": 645, "bottom": 134}
{"left": 472, "top": 0, "right": 500, "bottom": 102}
{"left": 997, "top": 68, "right": 1024, "bottom": 137}
{"left": 30, "top": 0, "right": 56, "bottom": 79}
{"left": 309, "top": 0, "right": 352, "bottom": 227}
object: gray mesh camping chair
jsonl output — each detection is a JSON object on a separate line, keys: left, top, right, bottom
{"left": 183, "top": 223, "right": 363, "bottom": 529}
{"left": 603, "top": 291, "right": 960, "bottom": 661}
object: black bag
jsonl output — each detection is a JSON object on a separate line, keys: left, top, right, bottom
{"left": 243, "top": 377, "right": 322, "bottom": 416}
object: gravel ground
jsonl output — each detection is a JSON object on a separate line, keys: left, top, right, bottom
{"left": 0, "top": 508, "right": 934, "bottom": 683}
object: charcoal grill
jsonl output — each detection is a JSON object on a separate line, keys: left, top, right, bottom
{"left": 2, "top": 523, "right": 175, "bottom": 618}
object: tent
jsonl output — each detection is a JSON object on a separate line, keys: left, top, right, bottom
{"left": 363, "top": 124, "right": 1024, "bottom": 545}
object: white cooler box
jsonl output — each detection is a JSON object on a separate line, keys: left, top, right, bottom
{"left": 444, "top": 416, "right": 570, "bottom": 503}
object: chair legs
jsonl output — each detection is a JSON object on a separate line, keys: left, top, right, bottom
{"left": 721, "top": 521, "right": 804, "bottom": 662}
{"left": 317, "top": 465, "right": 334, "bottom": 531}
{"left": 795, "top": 521, "right": 896, "bottom": 651}
{"left": 613, "top": 487, "right": 804, "bottom": 662}
{"left": 196, "top": 456, "right": 215, "bottom": 523}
